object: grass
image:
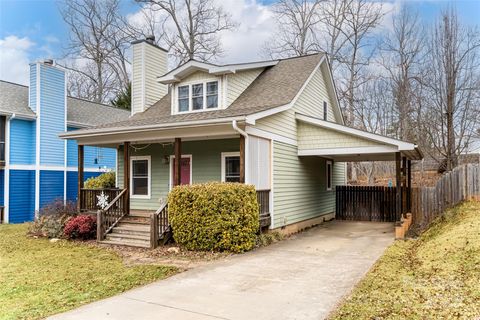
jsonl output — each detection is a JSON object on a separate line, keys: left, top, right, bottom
{"left": 330, "top": 201, "right": 480, "bottom": 320}
{"left": 0, "top": 224, "right": 178, "bottom": 320}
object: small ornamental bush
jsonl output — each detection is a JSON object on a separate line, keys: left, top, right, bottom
{"left": 168, "top": 182, "right": 259, "bottom": 253}
{"left": 84, "top": 172, "right": 116, "bottom": 189}
{"left": 64, "top": 215, "right": 97, "bottom": 240}
{"left": 29, "top": 199, "right": 77, "bottom": 238}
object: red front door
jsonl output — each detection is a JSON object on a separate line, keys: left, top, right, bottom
{"left": 172, "top": 157, "right": 191, "bottom": 185}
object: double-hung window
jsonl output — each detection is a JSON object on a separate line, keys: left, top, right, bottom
{"left": 0, "top": 116, "right": 5, "bottom": 162}
{"left": 177, "top": 80, "right": 219, "bottom": 112}
{"left": 326, "top": 160, "right": 333, "bottom": 191}
{"left": 131, "top": 156, "right": 151, "bottom": 198}
{"left": 323, "top": 101, "right": 328, "bottom": 120}
{"left": 221, "top": 152, "right": 240, "bottom": 183}
{"left": 178, "top": 86, "right": 189, "bottom": 112}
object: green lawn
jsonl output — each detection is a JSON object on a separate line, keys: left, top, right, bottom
{"left": 330, "top": 201, "right": 480, "bottom": 320}
{"left": 0, "top": 224, "right": 177, "bottom": 320}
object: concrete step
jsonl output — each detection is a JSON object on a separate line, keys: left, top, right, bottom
{"left": 121, "top": 216, "right": 150, "bottom": 225}
{"left": 99, "top": 239, "right": 150, "bottom": 248}
{"left": 116, "top": 223, "right": 150, "bottom": 232}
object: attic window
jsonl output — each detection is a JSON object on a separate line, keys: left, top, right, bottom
{"left": 177, "top": 80, "right": 219, "bottom": 113}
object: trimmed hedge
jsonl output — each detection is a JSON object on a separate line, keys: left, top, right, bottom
{"left": 168, "top": 182, "right": 259, "bottom": 253}
{"left": 84, "top": 172, "right": 116, "bottom": 189}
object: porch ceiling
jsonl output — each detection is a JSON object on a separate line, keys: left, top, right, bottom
{"left": 296, "top": 113, "right": 423, "bottom": 161}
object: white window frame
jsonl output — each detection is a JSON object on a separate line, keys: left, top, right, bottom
{"left": 326, "top": 160, "right": 333, "bottom": 191}
{"left": 169, "top": 154, "right": 193, "bottom": 190}
{"left": 173, "top": 78, "right": 222, "bottom": 114}
{"left": 221, "top": 152, "right": 240, "bottom": 182}
{"left": 130, "top": 155, "right": 151, "bottom": 199}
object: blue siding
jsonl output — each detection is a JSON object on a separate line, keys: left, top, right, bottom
{"left": 10, "top": 119, "right": 36, "bottom": 165}
{"left": 9, "top": 170, "right": 35, "bottom": 223}
{"left": 67, "top": 127, "right": 117, "bottom": 169}
{"left": 29, "top": 63, "right": 37, "bottom": 112}
{"left": 39, "top": 170, "right": 64, "bottom": 209}
{"left": 66, "top": 171, "right": 100, "bottom": 202}
{"left": 39, "top": 64, "right": 65, "bottom": 166}
{"left": 0, "top": 170, "right": 4, "bottom": 206}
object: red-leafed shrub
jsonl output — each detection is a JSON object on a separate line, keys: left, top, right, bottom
{"left": 64, "top": 215, "right": 97, "bottom": 240}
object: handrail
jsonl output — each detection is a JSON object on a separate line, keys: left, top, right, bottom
{"left": 150, "top": 201, "right": 169, "bottom": 248}
{"left": 97, "top": 189, "right": 128, "bottom": 241}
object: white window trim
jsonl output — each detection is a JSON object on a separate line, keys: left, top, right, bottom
{"left": 173, "top": 77, "right": 223, "bottom": 114}
{"left": 326, "top": 160, "right": 333, "bottom": 191}
{"left": 221, "top": 152, "right": 240, "bottom": 182}
{"left": 169, "top": 154, "right": 193, "bottom": 190}
{"left": 130, "top": 155, "right": 151, "bottom": 199}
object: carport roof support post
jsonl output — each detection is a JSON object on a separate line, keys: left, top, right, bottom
{"left": 396, "top": 152, "right": 402, "bottom": 221}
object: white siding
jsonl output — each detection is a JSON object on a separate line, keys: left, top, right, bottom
{"left": 226, "top": 69, "right": 264, "bottom": 106}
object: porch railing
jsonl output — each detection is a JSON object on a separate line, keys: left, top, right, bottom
{"left": 80, "top": 188, "right": 122, "bottom": 212}
{"left": 97, "top": 189, "right": 128, "bottom": 241}
{"left": 256, "top": 189, "right": 271, "bottom": 228}
{"left": 150, "top": 201, "right": 170, "bottom": 248}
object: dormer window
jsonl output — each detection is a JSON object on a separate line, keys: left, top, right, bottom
{"left": 176, "top": 80, "right": 219, "bottom": 113}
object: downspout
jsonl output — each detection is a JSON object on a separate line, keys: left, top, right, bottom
{"left": 4, "top": 113, "right": 15, "bottom": 223}
{"left": 232, "top": 120, "right": 249, "bottom": 184}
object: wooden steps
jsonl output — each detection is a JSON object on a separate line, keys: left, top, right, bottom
{"left": 99, "top": 212, "right": 153, "bottom": 248}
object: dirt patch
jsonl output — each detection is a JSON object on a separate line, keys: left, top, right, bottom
{"left": 91, "top": 242, "right": 232, "bottom": 270}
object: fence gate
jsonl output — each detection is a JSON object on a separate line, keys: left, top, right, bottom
{"left": 335, "top": 186, "right": 398, "bottom": 222}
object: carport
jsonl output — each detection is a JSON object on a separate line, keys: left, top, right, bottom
{"left": 296, "top": 113, "right": 423, "bottom": 222}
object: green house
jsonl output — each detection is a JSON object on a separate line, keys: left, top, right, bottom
{"left": 62, "top": 37, "right": 421, "bottom": 248}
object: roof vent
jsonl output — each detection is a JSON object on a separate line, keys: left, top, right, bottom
{"left": 43, "top": 59, "right": 54, "bottom": 66}
{"left": 145, "top": 35, "right": 155, "bottom": 44}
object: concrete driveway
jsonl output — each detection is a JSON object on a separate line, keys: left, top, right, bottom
{"left": 48, "top": 221, "right": 393, "bottom": 320}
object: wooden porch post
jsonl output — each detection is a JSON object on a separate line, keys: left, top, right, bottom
{"left": 123, "top": 142, "right": 130, "bottom": 215}
{"left": 395, "top": 152, "right": 402, "bottom": 221}
{"left": 407, "top": 159, "right": 412, "bottom": 212}
{"left": 402, "top": 156, "right": 407, "bottom": 215}
{"left": 239, "top": 135, "right": 245, "bottom": 183}
{"left": 174, "top": 138, "right": 181, "bottom": 186}
{"left": 77, "top": 144, "right": 84, "bottom": 212}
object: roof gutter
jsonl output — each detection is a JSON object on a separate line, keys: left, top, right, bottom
{"left": 59, "top": 116, "right": 246, "bottom": 139}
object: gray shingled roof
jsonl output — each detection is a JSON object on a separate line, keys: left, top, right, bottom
{"left": 0, "top": 80, "right": 129, "bottom": 126}
{"left": 67, "top": 53, "right": 323, "bottom": 133}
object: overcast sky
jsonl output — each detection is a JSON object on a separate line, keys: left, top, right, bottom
{"left": 0, "top": 0, "right": 479, "bottom": 86}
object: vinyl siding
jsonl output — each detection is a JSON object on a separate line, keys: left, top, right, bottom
{"left": 298, "top": 122, "right": 387, "bottom": 150}
{"left": 131, "top": 43, "right": 144, "bottom": 115}
{"left": 9, "top": 170, "right": 35, "bottom": 223}
{"left": 66, "top": 171, "right": 101, "bottom": 202}
{"left": 39, "top": 64, "right": 65, "bottom": 166}
{"left": 29, "top": 63, "right": 37, "bottom": 112}
{"left": 39, "top": 170, "right": 64, "bottom": 209}
{"left": 117, "top": 138, "right": 239, "bottom": 210}
{"left": 66, "top": 127, "right": 117, "bottom": 169}
{"left": 272, "top": 141, "right": 345, "bottom": 228}
{"left": 255, "top": 62, "right": 337, "bottom": 141}
{"left": 9, "top": 119, "right": 36, "bottom": 165}
{"left": 226, "top": 69, "right": 264, "bottom": 106}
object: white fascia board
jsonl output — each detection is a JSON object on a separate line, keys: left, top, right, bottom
{"left": 0, "top": 111, "right": 36, "bottom": 120}
{"left": 322, "top": 57, "right": 345, "bottom": 125}
{"left": 298, "top": 146, "right": 399, "bottom": 156}
{"left": 59, "top": 116, "right": 246, "bottom": 139}
{"left": 245, "top": 55, "right": 326, "bottom": 125}
{"left": 210, "top": 60, "right": 278, "bottom": 74}
{"left": 296, "top": 113, "right": 416, "bottom": 150}
{"left": 158, "top": 61, "right": 216, "bottom": 84}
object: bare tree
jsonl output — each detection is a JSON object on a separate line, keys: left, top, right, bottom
{"left": 136, "top": 0, "right": 236, "bottom": 64}
{"left": 378, "top": 6, "right": 424, "bottom": 142}
{"left": 421, "top": 8, "right": 480, "bottom": 171}
{"left": 59, "top": 0, "right": 135, "bottom": 103}
{"left": 263, "top": 0, "right": 324, "bottom": 59}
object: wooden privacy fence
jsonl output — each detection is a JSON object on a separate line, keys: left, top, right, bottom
{"left": 336, "top": 186, "right": 398, "bottom": 222}
{"left": 410, "top": 163, "right": 480, "bottom": 230}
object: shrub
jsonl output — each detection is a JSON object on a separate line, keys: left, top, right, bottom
{"left": 256, "top": 231, "right": 284, "bottom": 247}
{"left": 84, "top": 172, "right": 116, "bottom": 189}
{"left": 64, "top": 215, "right": 97, "bottom": 240}
{"left": 168, "top": 182, "right": 259, "bottom": 253}
{"left": 29, "top": 199, "right": 77, "bottom": 238}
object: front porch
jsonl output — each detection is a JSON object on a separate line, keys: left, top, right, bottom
{"left": 77, "top": 136, "right": 272, "bottom": 248}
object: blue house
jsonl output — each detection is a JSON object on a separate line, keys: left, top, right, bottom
{"left": 0, "top": 60, "right": 130, "bottom": 223}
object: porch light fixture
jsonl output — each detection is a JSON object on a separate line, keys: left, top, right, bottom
{"left": 163, "top": 156, "right": 170, "bottom": 164}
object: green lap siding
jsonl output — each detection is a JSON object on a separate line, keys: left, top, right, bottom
{"left": 117, "top": 138, "right": 239, "bottom": 210}
{"left": 272, "top": 141, "right": 345, "bottom": 228}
